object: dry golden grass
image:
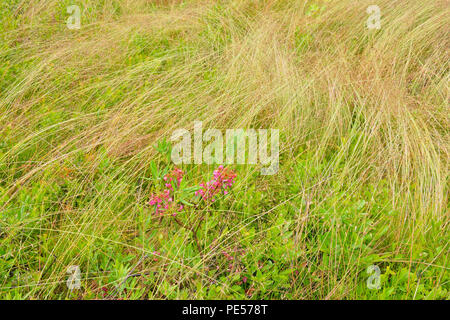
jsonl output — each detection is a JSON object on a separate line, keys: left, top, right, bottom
{"left": 0, "top": 0, "right": 448, "bottom": 299}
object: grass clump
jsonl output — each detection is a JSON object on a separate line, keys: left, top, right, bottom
{"left": 0, "top": 0, "right": 448, "bottom": 299}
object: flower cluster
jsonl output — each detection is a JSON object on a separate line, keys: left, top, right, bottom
{"left": 195, "top": 165, "right": 237, "bottom": 201}
{"left": 149, "top": 166, "right": 236, "bottom": 214}
{"left": 149, "top": 168, "right": 184, "bottom": 216}
{"left": 222, "top": 251, "right": 234, "bottom": 261}
{"left": 163, "top": 167, "right": 183, "bottom": 189}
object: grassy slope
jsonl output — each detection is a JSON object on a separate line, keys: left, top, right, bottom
{"left": 0, "top": 0, "right": 448, "bottom": 299}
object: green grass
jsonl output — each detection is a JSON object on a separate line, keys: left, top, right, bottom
{"left": 0, "top": 0, "right": 448, "bottom": 299}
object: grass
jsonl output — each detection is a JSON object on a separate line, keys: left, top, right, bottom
{"left": 0, "top": 0, "right": 448, "bottom": 299}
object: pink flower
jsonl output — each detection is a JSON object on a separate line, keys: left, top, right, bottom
{"left": 152, "top": 251, "right": 160, "bottom": 262}
{"left": 196, "top": 166, "right": 237, "bottom": 202}
{"left": 149, "top": 167, "right": 185, "bottom": 216}
{"left": 163, "top": 167, "right": 184, "bottom": 188}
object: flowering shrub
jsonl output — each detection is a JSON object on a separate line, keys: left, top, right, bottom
{"left": 149, "top": 165, "right": 236, "bottom": 216}
{"left": 149, "top": 168, "right": 184, "bottom": 216}
{"left": 163, "top": 167, "right": 183, "bottom": 189}
{"left": 195, "top": 165, "right": 237, "bottom": 202}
